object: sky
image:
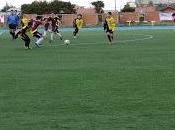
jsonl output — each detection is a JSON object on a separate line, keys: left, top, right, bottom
{"left": 0, "top": 0, "right": 134, "bottom": 11}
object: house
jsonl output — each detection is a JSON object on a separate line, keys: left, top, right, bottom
{"left": 158, "top": 5, "right": 175, "bottom": 21}
{"left": 136, "top": 0, "right": 175, "bottom": 5}
{"left": 76, "top": 7, "right": 97, "bottom": 25}
{"left": 158, "top": 5, "right": 175, "bottom": 13}
{"left": 76, "top": 7, "right": 96, "bottom": 15}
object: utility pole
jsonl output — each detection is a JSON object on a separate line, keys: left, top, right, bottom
{"left": 115, "top": 0, "right": 117, "bottom": 12}
{"left": 5, "top": 1, "right": 8, "bottom": 25}
{"left": 114, "top": 0, "right": 119, "bottom": 24}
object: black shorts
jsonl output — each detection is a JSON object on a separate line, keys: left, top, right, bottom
{"left": 9, "top": 24, "right": 17, "bottom": 30}
{"left": 74, "top": 26, "right": 79, "bottom": 32}
{"left": 106, "top": 29, "right": 113, "bottom": 34}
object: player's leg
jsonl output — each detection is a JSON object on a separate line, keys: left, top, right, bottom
{"left": 50, "top": 32, "right": 54, "bottom": 42}
{"left": 43, "top": 30, "right": 47, "bottom": 37}
{"left": 43, "top": 22, "right": 51, "bottom": 38}
{"left": 14, "top": 30, "right": 21, "bottom": 39}
{"left": 106, "top": 30, "right": 114, "bottom": 44}
{"left": 55, "top": 27, "right": 63, "bottom": 40}
{"left": 50, "top": 26, "right": 57, "bottom": 42}
{"left": 21, "top": 33, "right": 31, "bottom": 49}
{"left": 9, "top": 25, "right": 15, "bottom": 39}
{"left": 106, "top": 31, "right": 112, "bottom": 43}
{"left": 12, "top": 25, "right": 17, "bottom": 39}
{"left": 110, "top": 31, "right": 114, "bottom": 41}
{"left": 33, "top": 31, "right": 44, "bottom": 47}
{"left": 73, "top": 26, "right": 79, "bottom": 39}
{"left": 43, "top": 26, "right": 49, "bottom": 37}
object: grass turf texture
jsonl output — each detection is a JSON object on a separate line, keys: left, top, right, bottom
{"left": 0, "top": 29, "right": 175, "bottom": 130}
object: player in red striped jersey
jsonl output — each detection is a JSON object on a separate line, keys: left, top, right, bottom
{"left": 28, "top": 16, "right": 44, "bottom": 47}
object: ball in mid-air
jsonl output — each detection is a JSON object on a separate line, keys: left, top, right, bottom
{"left": 64, "top": 40, "right": 71, "bottom": 45}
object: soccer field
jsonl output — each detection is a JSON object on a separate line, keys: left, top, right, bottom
{"left": 0, "top": 28, "right": 175, "bottom": 130}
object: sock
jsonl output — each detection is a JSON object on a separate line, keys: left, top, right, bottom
{"left": 51, "top": 33, "right": 54, "bottom": 41}
{"left": 43, "top": 31, "right": 47, "bottom": 37}
{"left": 56, "top": 33, "right": 62, "bottom": 37}
{"left": 73, "top": 31, "right": 77, "bottom": 37}
{"left": 111, "top": 35, "right": 114, "bottom": 40}
{"left": 107, "top": 35, "right": 112, "bottom": 42}
{"left": 36, "top": 37, "right": 44, "bottom": 45}
{"left": 57, "top": 33, "right": 62, "bottom": 40}
{"left": 10, "top": 32, "right": 13, "bottom": 37}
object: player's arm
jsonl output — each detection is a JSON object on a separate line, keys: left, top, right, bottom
{"left": 103, "top": 20, "right": 107, "bottom": 30}
{"left": 56, "top": 20, "right": 61, "bottom": 27}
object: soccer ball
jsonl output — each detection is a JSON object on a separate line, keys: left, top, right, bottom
{"left": 64, "top": 40, "right": 71, "bottom": 45}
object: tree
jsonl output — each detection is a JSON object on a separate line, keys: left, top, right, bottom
{"left": 148, "top": 1, "right": 154, "bottom": 6}
{"left": 91, "top": 1, "right": 104, "bottom": 14}
{"left": 48, "top": 0, "right": 75, "bottom": 14}
{"left": 1, "top": 4, "right": 15, "bottom": 12}
{"left": 121, "top": 3, "right": 135, "bottom": 12}
{"left": 21, "top": 0, "right": 76, "bottom": 14}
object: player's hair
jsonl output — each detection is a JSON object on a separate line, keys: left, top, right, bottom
{"left": 108, "top": 12, "right": 112, "bottom": 15}
{"left": 57, "top": 15, "right": 62, "bottom": 19}
{"left": 36, "top": 16, "right": 42, "bottom": 20}
{"left": 55, "top": 16, "right": 58, "bottom": 20}
{"left": 77, "top": 14, "right": 82, "bottom": 18}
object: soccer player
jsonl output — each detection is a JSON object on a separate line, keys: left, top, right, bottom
{"left": 104, "top": 12, "right": 116, "bottom": 44}
{"left": 50, "top": 13, "right": 63, "bottom": 42}
{"left": 7, "top": 10, "right": 19, "bottom": 39}
{"left": 43, "top": 16, "right": 51, "bottom": 37}
{"left": 29, "top": 16, "right": 44, "bottom": 47}
{"left": 54, "top": 16, "right": 63, "bottom": 40}
{"left": 15, "top": 15, "right": 31, "bottom": 49}
{"left": 15, "top": 16, "right": 44, "bottom": 49}
{"left": 73, "top": 14, "right": 83, "bottom": 39}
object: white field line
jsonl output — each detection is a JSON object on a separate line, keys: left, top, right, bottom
{"left": 45, "top": 34, "right": 153, "bottom": 47}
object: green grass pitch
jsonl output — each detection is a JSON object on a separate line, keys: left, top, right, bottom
{"left": 0, "top": 29, "right": 175, "bottom": 130}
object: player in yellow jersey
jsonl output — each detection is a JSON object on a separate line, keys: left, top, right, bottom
{"left": 20, "top": 15, "right": 29, "bottom": 29}
{"left": 104, "top": 12, "right": 116, "bottom": 44}
{"left": 73, "top": 14, "right": 83, "bottom": 39}
{"left": 15, "top": 15, "right": 31, "bottom": 49}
